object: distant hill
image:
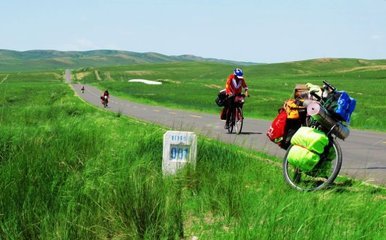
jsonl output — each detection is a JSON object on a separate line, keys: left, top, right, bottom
{"left": 244, "top": 57, "right": 386, "bottom": 78}
{"left": 0, "top": 49, "right": 258, "bottom": 72}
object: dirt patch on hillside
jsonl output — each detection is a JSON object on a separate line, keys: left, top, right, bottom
{"left": 314, "top": 58, "right": 337, "bottom": 63}
{"left": 125, "top": 70, "right": 156, "bottom": 75}
{"left": 0, "top": 74, "right": 9, "bottom": 84}
{"left": 53, "top": 58, "right": 73, "bottom": 65}
{"left": 94, "top": 70, "right": 101, "bottom": 81}
{"left": 103, "top": 72, "right": 113, "bottom": 81}
{"left": 357, "top": 59, "right": 371, "bottom": 65}
{"left": 116, "top": 54, "right": 132, "bottom": 59}
{"left": 205, "top": 84, "right": 222, "bottom": 89}
{"left": 52, "top": 73, "right": 62, "bottom": 79}
{"left": 76, "top": 72, "right": 90, "bottom": 80}
{"left": 337, "top": 65, "right": 386, "bottom": 73}
{"left": 294, "top": 69, "right": 312, "bottom": 75}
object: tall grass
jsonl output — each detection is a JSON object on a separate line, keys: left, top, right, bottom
{"left": 0, "top": 79, "right": 184, "bottom": 239}
{"left": 0, "top": 72, "right": 385, "bottom": 239}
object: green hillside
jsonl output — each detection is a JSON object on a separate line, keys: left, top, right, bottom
{"left": 0, "top": 49, "right": 256, "bottom": 72}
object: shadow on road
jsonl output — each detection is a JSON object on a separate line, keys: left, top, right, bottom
{"left": 239, "top": 132, "right": 263, "bottom": 135}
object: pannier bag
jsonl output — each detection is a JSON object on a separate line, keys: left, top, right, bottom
{"left": 293, "top": 84, "right": 309, "bottom": 99}
{"left": 215, "top": 89, "right": 227, "bottom": 107}
{"left": 287, "top": 127, "right": 328, "bottom": 172}
{"left": 280, "top": 119, "right": 301, "bottom": 150}
{"left": 267, "top": 109, "right": 287, "bottom": 145}
{"left": 323, "top": 91, "right": 356, "bottom": 123}
{"left": 284, "top": 99, "right": 300, "bottom": 119}
{"left": 220, "top": 107, "right": 226, "bottom": 120}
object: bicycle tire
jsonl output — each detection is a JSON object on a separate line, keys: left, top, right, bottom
{"left": 282, "top": 138, "right": 342, "bottom": 191}
{"left": 227, "top": 109, "right": 234, "bottom": 134}
{"left": 235, "top": 107, "right": 243, "bottom": 134}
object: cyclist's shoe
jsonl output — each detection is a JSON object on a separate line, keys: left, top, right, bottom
{"left": 224, "top": 122, "right": 230, "bottom": 129}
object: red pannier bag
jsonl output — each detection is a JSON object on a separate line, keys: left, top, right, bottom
{"left": 267, "top": 109, "right": 287, "bottom": 145}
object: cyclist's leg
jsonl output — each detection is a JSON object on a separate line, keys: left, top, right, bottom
{"left": 224, "top": 105, "right": 230, "bottom": 129}
{"left": 224, "top": 96, "right": 234, "bottom": 129}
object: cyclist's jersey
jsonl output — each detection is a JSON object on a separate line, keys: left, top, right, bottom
{"left": 225, "top": 74, "right": 248, "bottom": 95}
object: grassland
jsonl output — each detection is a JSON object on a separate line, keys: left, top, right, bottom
{"left": 72, "top": 58, "right": 386, "bottom": 132}
{"left": 0, "top": 66, "right": 385, "bottom": 239}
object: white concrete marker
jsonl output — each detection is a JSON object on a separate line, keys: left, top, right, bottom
{"left": 162, "top": 131, "right": 197, "bottom": 175}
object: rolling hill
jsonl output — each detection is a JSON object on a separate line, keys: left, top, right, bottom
{"left": 0, "top": 49, "right": 257, "bottom": 72}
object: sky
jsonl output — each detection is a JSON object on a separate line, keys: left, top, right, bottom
{"left": 1, "top": 0, "right": 386, "bottom": 63}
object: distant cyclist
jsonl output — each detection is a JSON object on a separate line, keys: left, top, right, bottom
{"left": 101, "top": 89, "right": 110, "bottom": 107}
{"left": 81, "top": 85, "right": 85, "bottom": 93}
{"left": 103, "top": 89, "right": 109, "bottom": 98}
{"left": 224, "top": 68, "right": 249, "bottom": 129}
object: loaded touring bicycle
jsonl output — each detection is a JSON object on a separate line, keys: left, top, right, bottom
{"left": 269, "top": 81, "right": 356, "bottom": 191}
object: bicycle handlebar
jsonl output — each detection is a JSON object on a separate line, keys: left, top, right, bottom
{"left": 310, "top": 90, "right": 321, "bottom": 101}
{"left": 322, "top": 80, "right": 336, "bottom": 92}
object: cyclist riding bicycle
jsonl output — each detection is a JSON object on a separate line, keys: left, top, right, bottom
{"left": 224, "top": 68, "right": 249, "bottom": 129}
{"left": 101, "top": 89, "right": 110, "bottom": 106}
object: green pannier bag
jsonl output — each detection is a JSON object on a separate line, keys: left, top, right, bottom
{"left": 291, "top": 127, "right": 328, "bottom": 154}
{"left": 287, "top": 145, "right": 321, "bottom": 171}
{"left": 287, "top": 127, "right": 329, "bottom": 171}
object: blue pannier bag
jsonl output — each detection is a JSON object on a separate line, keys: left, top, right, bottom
{"left": 335, "top": 91, "right": 356, "bottom": 123}
{"left": 347, "top": 97, "right": 356, "bottom": 122}
{"left": 325, "top": 91, "right": 356, "bottom": 123}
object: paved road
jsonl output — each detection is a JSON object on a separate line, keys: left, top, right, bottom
{"left": 72, "top": 83, "right": 386, "bottom": 186}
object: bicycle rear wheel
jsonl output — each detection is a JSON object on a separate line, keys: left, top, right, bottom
{"left": 283, "top": 138, "right": 342, "bottom": 191}
{"left": 235, "top": 107, "right": 243, "bottom": 134}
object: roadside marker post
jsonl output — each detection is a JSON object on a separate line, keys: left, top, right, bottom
{"left": 162, "top": 131, "right": 197, "bottom": 175}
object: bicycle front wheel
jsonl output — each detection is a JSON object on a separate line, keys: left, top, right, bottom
{"left": 235, "top": 107, "right": 243, "bottom": 135}
{"left": 227, "top": 110, "right": 234, "bottom": 134}
{"left": 283, "top": 138, "right": 342, "bottom": 191}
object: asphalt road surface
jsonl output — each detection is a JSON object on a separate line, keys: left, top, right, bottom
{"left": 72, "top": 83, "right": 386, "bottom": 186}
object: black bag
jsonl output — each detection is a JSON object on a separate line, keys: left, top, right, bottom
{"left": 215, "top": 89, "right": 227, "bottom": 107}
{"left": 280, "top": 119, "right": 302, "bottom": 150}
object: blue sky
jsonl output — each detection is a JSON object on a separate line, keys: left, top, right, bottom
{"left": 1, "top": 0, "right": 386, "bottom": 63}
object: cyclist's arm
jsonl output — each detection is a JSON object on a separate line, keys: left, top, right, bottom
{"left": 242, "top": 79, "right": 249, "bottom": 96}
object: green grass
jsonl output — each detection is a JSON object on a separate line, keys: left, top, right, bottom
{"left": 0, "top": 65, "right": 385, "bottom": 239}
{"left": 71, "top": 59, "right": 386, "bottom": 132}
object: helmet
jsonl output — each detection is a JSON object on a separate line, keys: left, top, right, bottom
{"left": 233, "top": 68, "right": 244, "bottom": 78}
